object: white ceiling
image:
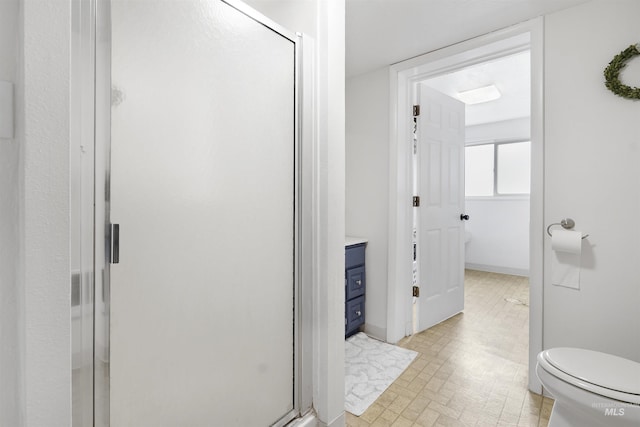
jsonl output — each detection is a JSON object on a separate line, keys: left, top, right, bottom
{"left": 422, "top": 50, "right": 531, "bottom": 125}
{"left": 346, "top": 0, "right": 589, "bottom": 78}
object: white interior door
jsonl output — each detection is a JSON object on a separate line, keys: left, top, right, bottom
{"left": 416, "top": 84, "right": 466, "bottom": 332}
{"left": 109, "top": 1, "right": 297, "bottom": 425}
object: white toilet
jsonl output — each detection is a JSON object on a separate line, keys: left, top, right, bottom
{"left": 536, "top": 348, "right": 640, "bottom": 427}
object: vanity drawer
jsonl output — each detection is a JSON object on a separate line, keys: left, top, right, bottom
{"left": 345, "top": 244, "right": 365, "bottom": 269}
{"left": 346, "top": 265, "right": 365, "bottom": 300}
{"left": 345, "top": 239, "right": 367, "bottom": 338}
{"left": 345, "top": 295, "right": 365, "bottom": 336}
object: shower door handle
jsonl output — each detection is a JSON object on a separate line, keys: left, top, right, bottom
{"left": 460, "top": 214, "right": 470, "bottom": 221}
{"left": 110, "top": 223, "right": 120, "bottom": 264}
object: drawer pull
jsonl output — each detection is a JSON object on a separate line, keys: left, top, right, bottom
{"left": 355, "top": 279, "right": 362, "bottom": 286}
{"left": 355, "top": 310, "right": 361, "bottom": 317}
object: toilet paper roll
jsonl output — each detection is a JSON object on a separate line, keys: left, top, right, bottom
{"left": 551, "top": 229, "right": 583, "bottom": 254}
{"left": 551, "top": 229, "right": 582, "bottom": 289}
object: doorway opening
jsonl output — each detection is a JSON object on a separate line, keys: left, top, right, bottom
{"left": 388, "top": 19, "right": 544, "bottom": 393}
{"left": 412, "top": 48, "right": 532, "bottom": 335}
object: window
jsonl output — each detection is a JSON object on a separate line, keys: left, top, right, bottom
{"left": 465, "top": 141, "right": 530, "bottom": 197}
{"left": 496, "top": 142, "right": 531, "bottom": 194}
{"left": 465, "top": 144, "right": 494, "bottom": 196}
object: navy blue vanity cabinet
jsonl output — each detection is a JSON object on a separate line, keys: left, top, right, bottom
{"left": 345, "top": 242, "right": 366, "bottom": 337}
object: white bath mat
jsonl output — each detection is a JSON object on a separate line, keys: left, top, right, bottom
{"left": 345, "top": 332, "right": 418, "bottom": 416}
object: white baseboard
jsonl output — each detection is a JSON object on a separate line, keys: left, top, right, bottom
{"left": 465, "top": 263, "right": 529, "bottom": 277}
{"left": 326, "top": 412, "right": 345, "bottom": 427}
{"left": 364, "top": 323, "right": 386, "bottom": 342}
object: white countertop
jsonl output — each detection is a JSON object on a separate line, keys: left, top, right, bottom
{"left": 345, "top": 236, "right": 368, "bottom": 247}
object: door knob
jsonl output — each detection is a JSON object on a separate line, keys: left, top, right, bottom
{"left": 460, "top": 214, "right": 470, "bottom": 221}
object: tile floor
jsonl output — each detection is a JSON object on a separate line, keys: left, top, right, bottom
{"left": 346, "top": 270, "right": 554, "bottom": 427}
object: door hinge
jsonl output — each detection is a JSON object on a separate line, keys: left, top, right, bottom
{"left": 412, "top": 196, "right": 420, "bottom": 207}
{"left": 412, "top": 286, "right": 420, "bottom": 297}
{"left": 110, "top": 223, "right": 120, "bottom": 264}
{"left": 413, "top": 105, "right": 420, "bottom": 117}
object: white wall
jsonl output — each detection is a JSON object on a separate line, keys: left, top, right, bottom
{"left": 464, "top": 117, "right": 530, "bottom": 276}
{"left": 466, "top": 116, "right": 529, "bottom": 143}
{"left": 21, "top": 0, "right": 73, "bottom": 425}
{"left": 465, "top": 199, "right": 530, "bottom": 276}
{"left": 316, "top": 2, "right": 346, "bottom": 424}
{"left": 544, "top": 0, "right": 640, "bottom": 361}
{"left": 345, "top": 67, "right": 389, "bottom": 340}
{"left": 0, "top": 0, "right": 21, "bottom": 425}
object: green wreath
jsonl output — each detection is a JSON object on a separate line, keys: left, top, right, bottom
{"left": 604, "top": 44, "right": 640, "bottom": 100}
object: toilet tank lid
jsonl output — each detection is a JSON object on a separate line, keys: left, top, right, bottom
{"left": 543, "top": 348, "right": 640, "bottom": 395}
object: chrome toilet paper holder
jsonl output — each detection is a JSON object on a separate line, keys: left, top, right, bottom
{"left": 547, "top": 218, "right": 589, "bottom": 239}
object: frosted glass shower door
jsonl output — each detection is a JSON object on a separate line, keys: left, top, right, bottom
{"left": 109, "top": 1, "right": 297, "bottom": 425}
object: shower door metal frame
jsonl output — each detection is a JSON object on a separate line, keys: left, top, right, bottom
{"left": 70, "top": 0, "right": 98, "bottom": 425}
{"left": 85, "top": 0, "right": 315, "bottom": 425}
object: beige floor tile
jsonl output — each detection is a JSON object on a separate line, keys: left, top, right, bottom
{"left": 395, "top": 378, "right": 412, "bottom": 388}
{"left": 414, "top": 407, "right": 441, "bottom": 426}
{"left": 418, "top": 370, "right": 436, "bottom": 382}
{"left": 346, "top": 411, "right": 371, "bottom": 427}
{"left": 377, "top": 390, "right": 400, "bottom": 408}
{"left": 425, "top": 377, "right": 445, "bottom": 393}
{"left": 400, "top": 396, "right": 430, "bottom": 421}
{"left": 476, "top": 413, "right": 501, "bottom": 426}
{"left": 432, "top": 414, "right": 467, "bottom": 426}
{"left": 410, "top": 357, "right": 429, "bottom": 372}
{"left": 390, "top": 416, "right": 414, "bottom": 427}
{"left": 407, "top": 377, "right": 429, "bottom": 393}
{"left": 361, "top": 403, "right": 386, "bottom": 424}
{"left": 516, "top": 412, "right": 540, "bottom": 427}
{"left": 370, "top": 418, "right": 393, "bottom": 427}
{"left": 399, "top": 370, "right": 419, "bottom": 385}
{"left": 417, "top": 388, "right": 452, "bottom": 406}
{"left": 539, "top": 398, "right": 553, "bottom": 420}
{"left": 498, "top": 409, "right": 520, "bottom": 425}
{"left": 380, "top": 409, "right": 400, "bottom": 423}
{"left": 388, "top": 395, "right": 413, "bottom": 414}
{"left": 346, "top": 271, "right": 553, "bottom": 427}
{"left": 457, "top": 409, "right": 479, "bottom": 426}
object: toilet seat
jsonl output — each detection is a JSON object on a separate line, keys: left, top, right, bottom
{"left": 538, "top": 348, "right": 640, "bottom": 405}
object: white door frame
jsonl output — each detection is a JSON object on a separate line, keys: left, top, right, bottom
{"left": 387, "top": 18, "right": 544, "bottom": 393}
